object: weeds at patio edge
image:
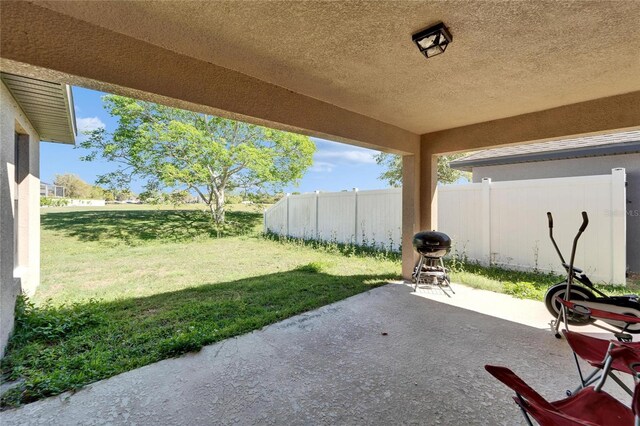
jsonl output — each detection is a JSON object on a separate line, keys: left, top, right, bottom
{"left": 446, "top": 253, "right": 634, "bottom": 300}
{"left": 262, "top": 231, "right": 402, "bottom": 262}
{"left": 264, "top": 232, "right": 631, "bottom": 301}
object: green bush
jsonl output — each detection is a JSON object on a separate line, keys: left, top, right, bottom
{"left": 225, "top": 194, "right": 243, "bottom": 204}
{"left": 295, "top": 262, "right": 328, "bottom": 273}
{"left": 40, "top": 197, "right": 69, "bottom": 207}
{"left": 503, "top": 281, "right": 544, "bottom": 300}
{"left": 8, "top": 296, "right": 101, "bottom": 348}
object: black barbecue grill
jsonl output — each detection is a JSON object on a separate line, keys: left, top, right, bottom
{"left": 411, "top": 231, "right": 455, "bottom": 297}
{"left": 413, "top": 231, "right": 451, "bottom": 258}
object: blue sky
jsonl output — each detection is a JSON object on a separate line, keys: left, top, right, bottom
{"left": 40, "top": 87, "right": 390, "bottom": 194}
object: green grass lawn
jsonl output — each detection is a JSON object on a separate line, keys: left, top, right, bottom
{"left": 1, "top": 204, "right": 399, "bottom": 408}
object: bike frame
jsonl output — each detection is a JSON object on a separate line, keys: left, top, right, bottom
{"left": 547, "top": 211, "right": 640, "bottom": 338}
{"left": 548, "top": 211, "right": 595, "bottom": 336}
{"left": 547, "top": 213, "right": 609, "bottom": 298}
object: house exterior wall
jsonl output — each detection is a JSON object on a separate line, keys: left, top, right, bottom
{"left": 0, "top": 81, "right": 41, "bottom": 356}
{"left": 471, "top": 153, "right": 640, "bottom": 273}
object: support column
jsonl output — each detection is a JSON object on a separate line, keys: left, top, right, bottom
{"left": 401, "top": 154, "right": 421, "bottom": 280}
{"left": 419, "top": 149, "right": 438, "bottom": 233}
{"left": 16, "top": 134, "right": 41, "bottom": 297}
{"left": 0, "top": 116, "right": 16, "bottom": 357}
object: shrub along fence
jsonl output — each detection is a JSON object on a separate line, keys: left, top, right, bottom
{"left": 264, "top": 169, "right": 627, "bottom": 284}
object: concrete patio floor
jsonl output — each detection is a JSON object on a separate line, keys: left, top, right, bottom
{"left": 1, "top": 283, "right": 632, "bottom": 425}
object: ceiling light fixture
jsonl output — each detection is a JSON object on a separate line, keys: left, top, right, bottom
{"left": 412, "top": 22, "right": 452, "bottom": 59}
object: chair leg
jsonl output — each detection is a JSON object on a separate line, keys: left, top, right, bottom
{"left": 595, "top": 343, "right": 616, "bottom": 392}
{"left": 516, "top": 394, "right": 535, "bottom": 426}
{"left": 609, "top": 372, "right": 634, "bottom": 396}
{"left": 573, "top": 352, "right": 586, "bottom": 387}
{"left": 570, "top": 368, "right": 601, "bottom": 396}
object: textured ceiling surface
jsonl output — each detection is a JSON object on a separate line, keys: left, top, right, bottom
{"left": 36, "top": 1, "right": 640, "bottom": 134}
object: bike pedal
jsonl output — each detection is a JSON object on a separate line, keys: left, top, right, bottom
{"left": 614, "top": 332, "right": 633, "bottom": 343}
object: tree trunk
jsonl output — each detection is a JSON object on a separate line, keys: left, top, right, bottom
{"left": 211, "top": 190, "right": 225, "bottom": 224}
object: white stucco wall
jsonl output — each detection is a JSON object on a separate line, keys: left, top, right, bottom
{"left": 471, "top": 153, "right": 640, "bottom": 273}
{"left": 0, "top": 81, "right": 41, "bottom": 356}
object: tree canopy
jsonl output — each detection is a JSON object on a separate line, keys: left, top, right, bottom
{"left": 373, "top": 153, "right": 470, "bottom": 187}
{"left": 53, "top": 174, "right": 105, "bottom": 199}
{"left": 81, "top": 95, "right": 316, "bottom": 223}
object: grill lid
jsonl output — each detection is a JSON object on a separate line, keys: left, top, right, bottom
{"left": 413, "top": 231, "right": 451, "bottom": 257}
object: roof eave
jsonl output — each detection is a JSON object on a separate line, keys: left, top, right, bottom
{"left": 450, "top": 140, "right": 640, "bottom": 171}
{"left": 62, "top": 84, "right": 77, "bottom": 145}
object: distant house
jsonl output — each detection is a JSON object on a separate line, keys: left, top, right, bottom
{"left": 0, "top": 73, "right": 76, "bottom": 355}
{"left": 40, "top": 182, "right": 66, "bottom": 198}
{"left": 450, "top": 131, "right": 640, "bottom": 274}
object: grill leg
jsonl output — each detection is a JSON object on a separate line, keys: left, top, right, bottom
{"left": 440, "top": 258, "right": 455, "bottom": 296}
{"left": 413, "top": 256, "right": 425, "bottom": 292}
{"left": 413, "top": 256, "right": 455, "bottom": 297}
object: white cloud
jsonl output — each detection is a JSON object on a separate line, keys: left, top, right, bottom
{"left": 315, "top": 150, "right": 377, "bottom": 164}
{"left": 312, "top": 138, "right": 380, "bottom": 165}
{"left": 310, "top": 161, "right": 335, "bottom": 173}
{"left": 77, "top": 116, "right": 105, "bottom": 133}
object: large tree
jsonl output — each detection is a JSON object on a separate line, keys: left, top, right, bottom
{"left": 81, "top": 95, "right": 315, "bottom": 223}
{"left": 53, "top": 173, "right": 105, "bottom": 199}
{"left": 373, "top": 153, "right": 470, "bottom": 187}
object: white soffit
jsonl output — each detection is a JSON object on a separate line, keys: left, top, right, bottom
{"left": 1, "top": 72, "right": 76, "bottom": 144}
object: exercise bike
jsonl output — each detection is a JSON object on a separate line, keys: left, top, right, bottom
{"left": 544, "top": 211, "right": 640, "bottom": 337}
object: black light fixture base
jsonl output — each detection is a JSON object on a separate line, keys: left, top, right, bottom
{"left": 412, "top": 22, "right": 453, "bottom": 59}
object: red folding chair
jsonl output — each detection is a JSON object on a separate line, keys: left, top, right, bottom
{"left": 485, "top": 364, "right": 638, "bottom": 426}
{"left": 563, "top": 330, "right": 640, "bottom": 396}
{"left": 555, "top": 297, "right": 640, "bottom": 395}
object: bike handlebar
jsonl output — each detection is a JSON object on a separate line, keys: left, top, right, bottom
{"left": 579, "top": 211, "right": 589, "bottom": 233}
{"left": 548, "top": 211, "right": 588, "bottom": 232}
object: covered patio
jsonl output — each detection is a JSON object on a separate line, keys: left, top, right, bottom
{"left": 1, "top": 283, "right": 631, "bottom": 425}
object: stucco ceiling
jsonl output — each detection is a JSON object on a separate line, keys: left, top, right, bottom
{"left": 35, "top": 1, "right": 640, "bottom": 135}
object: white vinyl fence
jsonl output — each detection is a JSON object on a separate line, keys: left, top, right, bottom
{"left": 264, "top": 168, "right": 626, "bottom": 284}
{"left": 67, "top": 199, "right": 106, "bottom": 207}
{"left": 439, "top": 168, "right": 626, "bottom": 284}
{"left": 264, "top": 188, "right": 402, "bottom": 251}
